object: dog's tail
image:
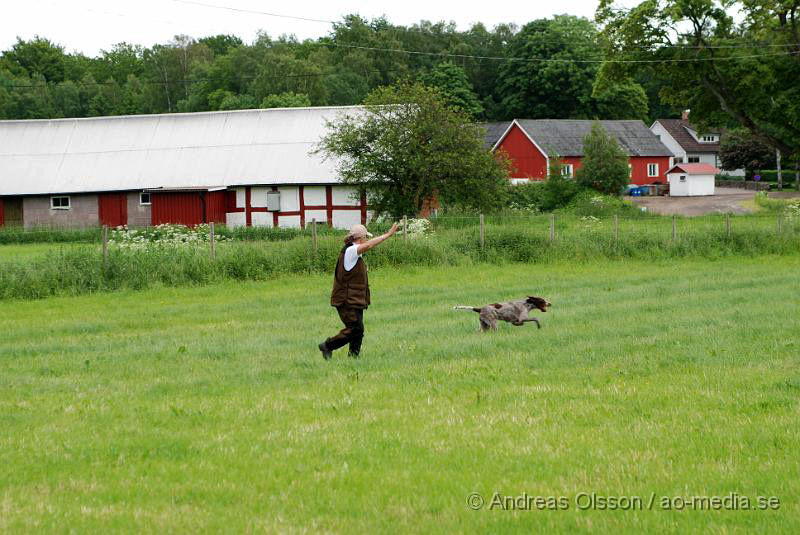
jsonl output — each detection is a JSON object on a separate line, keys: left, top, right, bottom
{"left": 453, "top": 305, "right": 481, "bottom": 313}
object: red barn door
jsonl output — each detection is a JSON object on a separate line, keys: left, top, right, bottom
{"left": 99, "top": 193, "right": 128, "bottom": 227}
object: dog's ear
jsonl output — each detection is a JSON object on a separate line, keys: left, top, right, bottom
{"left": 527, "top": 296, "right": 551, "bottom": 312}
{"left": 491, "top": 303, "right": 502, "bottom": 309}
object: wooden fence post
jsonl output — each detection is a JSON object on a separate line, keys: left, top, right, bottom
{"left": 403, "top": 215, "right": 408, "bottom": 243}
{"left": 102, "top": 225, "right": 109, "bottom": 268}
{"left": 614, "top": 215, "right": 619, "bottom": 242}
{"left": 209, "top": 222, "right": 216, "bottom": 259}
{"left": 672, "top": 215, "right": 677, "bottom": 242}
{"left": 479, "top": 214, "right": 485, "bottom": 249}
{"left": 311, "top": 218, "right": 318, "bottom": 254}
{"left": 725, "top": 213, "right": 731, "bottom": 237}
{"left": 549, "top": 213, "right": 555, "bottom": 242}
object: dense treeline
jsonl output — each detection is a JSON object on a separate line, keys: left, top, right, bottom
{"left": 0, "top": 14, "right": 673, "bottom": 122}
{"left": 2, "top": 1, "right": 797, "bottom": 165}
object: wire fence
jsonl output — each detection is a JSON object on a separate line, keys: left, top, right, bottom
{"left": 1, "top": 211, "right": 798, "bottom": 259}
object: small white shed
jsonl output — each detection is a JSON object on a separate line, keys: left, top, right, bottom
{"left": 667, "top": 163, "right": 719, "bottom": 196}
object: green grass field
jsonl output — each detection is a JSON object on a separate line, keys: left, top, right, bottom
{"left": 2, "top": 255, "right": 799, "bottom": 533}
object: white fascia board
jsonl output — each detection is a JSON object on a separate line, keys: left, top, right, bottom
{"left": 492, "top": 119, "right": 550, "bottom": 176}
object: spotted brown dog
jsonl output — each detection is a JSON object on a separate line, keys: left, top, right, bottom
{"left": 454, "top": 296, "right": 551, "bottom": 331}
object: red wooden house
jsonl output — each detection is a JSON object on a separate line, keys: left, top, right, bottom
{"left": 486, "top": 119, "right": 674, "bottom": 185}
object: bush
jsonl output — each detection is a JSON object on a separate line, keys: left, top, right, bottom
{"left": 752, "top": 170, "right": 800, "bottom": 183}
{"left": 559, "top": 190, "right": 646, "bottom": 218}
{"left": 507, "top": 181, "right": 546, "bottom": 213}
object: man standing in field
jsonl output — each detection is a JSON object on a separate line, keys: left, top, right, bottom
{"left": 319, "top": 222, "right": 398, "bottom": 360}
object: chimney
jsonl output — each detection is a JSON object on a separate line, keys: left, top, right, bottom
{"left": 681, "top": 109, "right": 690, "bottom": 121}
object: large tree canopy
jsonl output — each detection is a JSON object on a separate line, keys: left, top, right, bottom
{"left": 596, "top": 0, "right": 800, "bottom": 159}
{"left": 316, "top": 82, "right": 511, "bottom": 218}
{"left": 0, "top": 14, "right": 676, "bottom": 122}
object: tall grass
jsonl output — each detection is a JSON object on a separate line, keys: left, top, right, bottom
{"left": 0, "top": 226, "right": 101, "bottom": 244}
{"left": 1, "top": 213, "right": 798, "bottom": 300}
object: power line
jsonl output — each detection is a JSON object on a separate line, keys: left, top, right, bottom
{"left": 170, "top": 0, "right": 799, "bottom": 51}
{"left": 170, "top": 0, "right": 336, "bottom": 25}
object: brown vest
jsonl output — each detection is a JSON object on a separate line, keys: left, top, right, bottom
{"left": 330, "top": 245, "right": 370, "bottom": 309}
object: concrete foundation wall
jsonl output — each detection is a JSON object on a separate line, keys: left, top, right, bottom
{"left": 23, "top": 194, "right": 99, "bottom": 229}
{"left": 127, "top": 192, "right": 151, "bottom": 227}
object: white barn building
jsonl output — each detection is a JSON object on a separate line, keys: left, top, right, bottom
{"left": 0, "top": 106, "right": 369, "bottom": 229}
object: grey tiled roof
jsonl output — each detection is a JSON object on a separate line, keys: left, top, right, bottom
{"left": 514, "top": 119, "right": 674, "bottom": 157}
{"left": 481, "top": 121, "right": 512, "bottom": 149}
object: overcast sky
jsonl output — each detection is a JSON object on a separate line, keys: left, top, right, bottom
{"left": 1, "top": 0, "right": 644, "bottom": 56}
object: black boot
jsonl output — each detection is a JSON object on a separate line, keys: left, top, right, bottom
{"left": 348, "top": 337, "right": 362, "bottom": 358}
{"left": 319, "top": 341, "right": 332, "bottom": 360}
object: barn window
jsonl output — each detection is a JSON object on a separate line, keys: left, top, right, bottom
{"left": 139, "top": 192, "right": 151, "bottom": 205}
{"left": 51, "top": 196, "right": 71, "bottom": 210}
{"left": 688, "top": 156, "right": 700, "bottom": 163}
{"left": 680, "top": 176, "right": 687, "bottom": 182}
{"left": 561, "top": 164, "right": 574, "bottom": 178}
{"left": 647, "top": 163, "right": 659, "bottom": 177}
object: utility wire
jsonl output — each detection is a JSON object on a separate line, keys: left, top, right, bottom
{"left": 170, "top": 0, "right": 799, "bottom": 50}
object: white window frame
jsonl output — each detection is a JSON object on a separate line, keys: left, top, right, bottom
{"left": 647, "top": 163, "right": 659, "bottom": 178}
{"left": 628, "top": 164, "right": 632, "bottom": 177}
{"left": 688, "top": 156, "right": 700, "bottom": 163}
{"left": 139, "top": 192, "right": 152, "bottom": 206}
{"left": 50, "top": 196, "right": 71, "bottom": 210}
{"left": 561, "top": 164, "right": 574, "bottom": 178}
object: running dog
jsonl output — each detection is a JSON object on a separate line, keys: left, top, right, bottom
{"left": 454, "top": 296, "right": 551, "bottom": 331}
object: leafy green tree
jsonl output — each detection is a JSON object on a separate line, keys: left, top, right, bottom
{"left": 592, "top": 78, "right": 649, "bottom": 121}
{"left": 218, "top": 93, "right": 257, "bottom": 110}
{"left": 575, "top": 122, "right": 630, "bottom": 195}
{"left": 198, "top": 34, "right": 243, "bottom": 57}
{"left": 497, "top": 16, "right": 601, "bottom": 119}
{"left": 3, "top": 37, "right": 67, "bottom": 82}
{"left": 719, "top": 129, "right": 776, "bottom": 173}
{"left": 596, "top": 0, "right": 800, "bottom": 161}
{"left": 260, "top": 92, "right": 311, "bottom": 108}
{"left": 420, "top": 62, "right": 483, "bottom": 117}
{"left": 316, "top": 81, "right": 511, "bottom": 217}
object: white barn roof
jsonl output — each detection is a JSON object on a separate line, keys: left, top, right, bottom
{"left": 0, "top": 106, "right": 363, "bottom": 196}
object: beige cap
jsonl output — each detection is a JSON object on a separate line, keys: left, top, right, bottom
{"left": 347, "top": 224, "right": 373, "bottom": 240}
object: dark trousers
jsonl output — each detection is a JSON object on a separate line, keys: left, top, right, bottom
{"left": 325, "top": 306, "right": 364, "bottom": 355}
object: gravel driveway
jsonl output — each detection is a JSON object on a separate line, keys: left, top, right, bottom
{"left": 630, "top": 187, "right": 800, "bottom": 216}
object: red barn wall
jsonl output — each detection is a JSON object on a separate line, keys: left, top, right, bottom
{"left": 496, "top": 124, "right": 548, "bottom": 179}
{"left": 98, "top": 192, "right": 128, "bottom": 227}
{"left": 152, "top": 191, "right": 228, "bottom": 226}
{"left": 629, "top": 157, "right": 670, "bottom": 185}
{"left": 205, "top": 191, "right": 227, "bottom": 224}
{"left": 151, "top": 192, "right": 203, "bottom": 226}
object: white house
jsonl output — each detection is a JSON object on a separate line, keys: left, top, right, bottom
{"left": 650, "top": 111, "right": 744, "bottom": 177}
{"left": 667, "top": 163, "right": 719, "bottom": 196}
